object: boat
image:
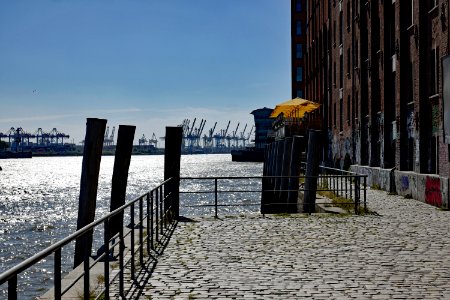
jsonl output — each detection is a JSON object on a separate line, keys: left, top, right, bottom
{"left": 0, "top": 151, "right": 32, "bottom": 159}
{"left": 231, "top": 147, "right": 264, "bottom": 162}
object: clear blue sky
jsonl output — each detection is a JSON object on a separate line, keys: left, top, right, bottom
{"left": 0, "top": 0, "right": 291, "bottom": 145}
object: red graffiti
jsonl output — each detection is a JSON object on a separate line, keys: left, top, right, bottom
{"left": 425, "top": 177, "right": 442, "bottom": 207}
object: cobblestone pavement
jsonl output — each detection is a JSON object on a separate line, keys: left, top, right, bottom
{"left": 116, "top": 188, "right": 450, "bottom": 299}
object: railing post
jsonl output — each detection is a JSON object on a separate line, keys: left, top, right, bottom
{"left": 146, "top": 193, "right": 151, "bottom": 255}
{"left": 355, "top": 176, "right": 361, "bottom": 215}
{"left": 119, "top": 225, "right": 124, "bottom": 297}
{"left": 8, "top": 274, "right": 17, "bottom": 300}
{"left": 214, "top": 178, "right": 218, "bottom": 218}
{"left": 103, "top": 219, "right": 110, "bottom": 299}
{"left": 139, "top": 197, "right": 144, "bottom": 267}
{"left": 83, "top": 234, "right": 90, "bottom": 300}
{"left": 150, "top": 191, "right": 154, "bottom": 250}
{"left": 130, "top": 203, "right": 135, "bottom": 280}
{"left": 54, "top": 249, "right": 61, "bottom": 300}
{"left": 155, "top": 189, "right": 159, "bottom": 244}
{"left": 364, "top": 176, "right": 367, "bottom": 212}
{"left": 160, "top": 187, "right": 164, "bottom": 233}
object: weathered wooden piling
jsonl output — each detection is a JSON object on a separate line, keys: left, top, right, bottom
{"left": 261, "top": 143, "right": 270, "bottom": 214}
{"left": 273, "top": 140, "right": 285, "bottom": 211}
{"left": 74, "top": 118, "right": 107, "bottom": 268}
{"left": 278, "top": 137, "right": 293, "bottom": 210}
{"left": 303, "top": 130, "right": 322, "bottom": 213}
{"left": 109, "top": 125, "right": 136, "bottom": 240}
{"left": 287, "top": 135, "right": 304, "bottom": 212}
{"left": 164, "top": 126, "right": 183, "bottom": 220}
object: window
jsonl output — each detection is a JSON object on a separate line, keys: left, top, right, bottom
{"left": 334, "top": 62, "right": 337, "bottom": 86}
{"left": 340, "top": 54, "right": 343, "bottom": 88}
{"left": 430, "top": 47, "right": 439, "bottom": 95}
{"left": 296, "top": 21, "right": 302, "bottom": 35}
{"left": 347, "top": 48, "right": 351, "bottom": 75}
{"left": 297, "top": 89, "right": 304, "bottom": 98}
{"left": 334, "top": 102, "right": 337, "bottom": 128}
{"left": 333, "top": 20, "right": 336, "bottom": 45}
{"left": 407, "top": 0, "right": 414, "bottom": 26}
{"left": 296, "top": 44, "right": 303, "bottom": 59}
{"left": 296, "top": 67, "right": 303, "bottom": 82}
{"left": 347, "top": 95, "right": 351, "bottom": 123}
{"left": 347, "top": 0, "right": 350, "bottom": 29}
{"left": 296, "top": 0, "right": 302, "bottom": 12}
{"left": 339, "top": 11, "right": 343, "bottom": 45}
{"left": 430, "top": 0, "right": 438, "bottom": 10}
{"left": 340, "top": 98, "right": 344, "bottom": 131}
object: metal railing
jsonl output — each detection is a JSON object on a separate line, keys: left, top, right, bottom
{"left": 180, "top": 171, "right": 367, "bottom": 217}
{"left": 0, "top": 177, "right": 176, "bottom": 300}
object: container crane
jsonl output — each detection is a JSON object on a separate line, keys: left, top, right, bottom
{"left": 238, "top": 124, "right": 248, "bottom": 148}
{"left": 214, "top": 121, "right": 230, "bottom": 148}
{"left": 149, "top": 133, "right": 158, "bottom": 148}
{"left": 227, "top": 123, "right": 239, "bottom": 148}
{"left": 203, "top": 122, "right": 217, "bottom": 148}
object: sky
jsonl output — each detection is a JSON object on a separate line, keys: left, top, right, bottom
{"left": 0, "top": 0, "right": 291, "bottom": 146}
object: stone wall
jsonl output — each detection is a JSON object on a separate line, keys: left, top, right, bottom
{"left": 351, "top": 165, "right": 449, "bottom": 209}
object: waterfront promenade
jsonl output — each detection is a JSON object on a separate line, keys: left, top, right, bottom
{"left": 114, "top": 188, "right": 450, "bottom": 299}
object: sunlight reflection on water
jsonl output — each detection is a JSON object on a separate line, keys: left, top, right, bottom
{"left": 0, "top": 154, "right": 262, "bottom": 298}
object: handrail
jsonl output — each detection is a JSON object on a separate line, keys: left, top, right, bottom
{"left": 0, "top": 177, "right": 176, "bottom": 299}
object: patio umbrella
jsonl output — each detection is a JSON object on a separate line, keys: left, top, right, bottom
{"left": 269, "top": 98, "right": 321, "bottom": 118}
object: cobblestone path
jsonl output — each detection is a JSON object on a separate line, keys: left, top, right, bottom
{"left": 116, "top": 188, "right": 450, "bottom": 299}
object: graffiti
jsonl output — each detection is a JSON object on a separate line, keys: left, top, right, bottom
{"left": 400, "top": 176, "right": 409, "bottom": 191}
{"left": 425, "top": 177, "right": 442, "bottom": 207}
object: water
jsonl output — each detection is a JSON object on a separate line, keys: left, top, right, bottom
{"left": 0, "top": 154, "right": 262, "bottom": 299}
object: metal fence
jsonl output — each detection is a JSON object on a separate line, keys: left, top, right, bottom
{"left": 179, "top": 171, "right": 367, "bottom": 217}
{"left": 0, "top": 177, "right": 176, "bottom": 300}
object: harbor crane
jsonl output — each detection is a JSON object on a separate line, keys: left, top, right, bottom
{"left": 227, "top": 122, "right": 239, "bottom": 148}
{"left": 203, "top": 122, "right": 217, "bottom": 149}
{"left": 104, "top": 126, "right": 115, "bottom": 146}
{"left": 238, "top": 124, "right": 248, "bottom": 147}
{"left": 214, "top": 121, "right": 230, "bottom": 148}
{"left": 149, "top": 133, "right": 158, "bottom": 148}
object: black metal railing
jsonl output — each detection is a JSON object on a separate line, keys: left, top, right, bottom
{"left": 0, "top": 177, "right": 176, "bottom": 300}
{"left": 180, "top": 171, "right": 367, "bottom": 217}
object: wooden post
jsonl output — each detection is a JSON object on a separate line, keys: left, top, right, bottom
{"left": 287, "top": 135, "right": 304, "bottom": 212}
{"left": 164, "top": 126, "right": 183, "bottom": 220}
{"left": 74, "top": 118, "right": 107, "bottom": 268}
{"left": 279, "top": 137, "right": 293, "bottom": 211}
{"left": 273, "top": 140, "right": 285, "bottom": 212}
{"left": 109, "top": 125, "right": 136, "bottom": 240}
{"left": 261, "top": 143, "right": 270, "bottom": 213}
{"left": 304, "top": 130, "right": 322, "bottom": 213}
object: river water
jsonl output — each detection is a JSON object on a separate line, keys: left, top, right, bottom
{"left": 0, "top": 154, "right": 262, "bottom": 299}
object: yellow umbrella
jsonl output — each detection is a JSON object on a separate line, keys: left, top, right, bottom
{"left": 269, "top": 97, "right": 320, "bottom": 118}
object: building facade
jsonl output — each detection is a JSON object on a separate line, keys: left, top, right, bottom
{"left": 293, "top": 0, "right": 450, "bottom": 206}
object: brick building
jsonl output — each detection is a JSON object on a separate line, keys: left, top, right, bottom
{"left": 293, "top": 0, "right": 450, "bottom": 206}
